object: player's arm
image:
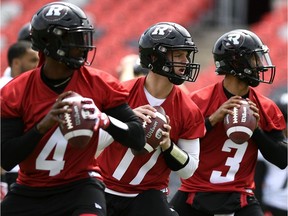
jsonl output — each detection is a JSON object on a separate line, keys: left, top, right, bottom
{"left": 97, "top": 129, "right": 114, "bottom": 152}
{"left": 103, "top": 103, "right": 146, "bottom": 151}
{"left": 254, "top": 153, "right": 267, "bottom": 208}
{"left": 1, "top": 92, "right": 73, "bottom": 171}
{"left": 163, "top": 138, "right": 200, "bottom": 179}
{"left": 160, "top": 117, "right": 199, "bottom": 176}
{"left": 1, "top": 118, "right": 44, "bottom": 171}
{"left": 251, "top": 128, "right": 287, "bottom": 169}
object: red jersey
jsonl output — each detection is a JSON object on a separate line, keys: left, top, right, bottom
{"left": 97, "top": 77, "right": 205, "bottom": 194}
{"left": 180, "top": 81, "right": 286, "bottom": 194}
{"left": 0, "top": 66, "right": 128, "bottom": 187}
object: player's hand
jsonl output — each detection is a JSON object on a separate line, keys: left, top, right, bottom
{"left": 160, "top": 115, "right": 171, "bottom": 151}
{"left": 81, "top": 98, "right": 110, "bottom": 131}
{"left": 246, "top": 98, "right": 260, "bottom": 129}
{"left": 209, "top": 96, "right": 243, "bottom": 127}
{"left": 36, "top": 91, "right": 73, "bottom": 134}
{"left": 133, "top": 104, "right": 157, "bottom": 123}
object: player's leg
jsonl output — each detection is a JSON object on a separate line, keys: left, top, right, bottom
{"left": 169, "top": 190, "right": 212, "bottom": 216}
{"left": 266, "top": 206, "right": 287, "bottom": 216}
{"left": 125, "top": 189, "right": 178, "bottom": 216}
{"left": 5, "top": 172, "right": 18, "bottom": 190}
{"left": 105, "top": 192, "right": 134, "bottom": 216}
{"left": 71, "top": 179, "right": 107, "bottom": 216}
{"left": 1, "top": 184, "right": 43, "bottom": 216}
{"left": 235, "top": 196, "right": 264, "bottom": 216}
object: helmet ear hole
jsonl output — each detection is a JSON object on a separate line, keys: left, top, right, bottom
{"left": 41, "top": 36, "right": 49, "bottom": 44}
{"left": 150, "top": 54, "right": 157, "bottom": 62}
{"left": 148, "top": 64, "right": 153, "bottom": 70}
{"left": 43, "top": 48, "right": 49, "bottom": 56}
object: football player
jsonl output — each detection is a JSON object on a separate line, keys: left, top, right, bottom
{"left": 2, "top": 23, "right": 33, "bottom": 80}
{"left": 169, "top": 29, "right": 287, "bottom": 216}
{"left": 254, "top": 91, "right": 287, "bottom": 216}
{"left": 0, "top": 2, "right": 145, "bottom": 216}
{"left": 96, "top": 22, "right": 205, "bottom": 216}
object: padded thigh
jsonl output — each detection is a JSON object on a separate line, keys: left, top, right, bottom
{"left": 170, "top": 191, "right": 206, "bottom": 216}
{"left": 125, "top": 189, "right": 178, "bottom": 216}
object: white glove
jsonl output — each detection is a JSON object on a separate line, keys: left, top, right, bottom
{"left": 81, "top": 98, "right": 110, "bottom": 132}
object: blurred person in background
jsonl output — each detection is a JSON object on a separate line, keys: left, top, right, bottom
{"left": 0, "top": 40, "right": 39, "bottom": 88}
{"left": 97, "top": 22, "right": 205, "bottom": 216}
{"left": 254, "top": 91, "right": 287, "bottom": 216}
{"left": 0, "top": 29, "right": 39, "bottom": 203}
{"left": 117, "top": 53, "right": 190, "bottom": 94}
{"left": 2, "top": 22, "right": 32, "bottom": 78}
{"left": 170, "top": 29, "right": 287, "bottom": 216}
{"left": 117, "top": 54, "right": 149, "bottom": 82}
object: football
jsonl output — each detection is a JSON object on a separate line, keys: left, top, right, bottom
{"left": 133, "top": 106, "right": 168, "bottom": 155}
{"left": 223, "top": 100, "right": 257, "bottom": 144}
{"left": 59, "top": 92, "right": 95, "bottom": 148}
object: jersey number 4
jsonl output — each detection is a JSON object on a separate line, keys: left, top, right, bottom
{"left": 36, "top": 128, "right": 68, "bottom": 176}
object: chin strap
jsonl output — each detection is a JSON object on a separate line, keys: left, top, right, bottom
{"left": 37, "top": 51, "right": 45, "bottom": 67}
{"left": 168, "top": 77, "right": 185, "bottom": 85}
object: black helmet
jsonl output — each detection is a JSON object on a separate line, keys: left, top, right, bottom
{"left": 212, "top": 29, "right": 275, "bottom": 87}
{"left": 18, "top": 23, "right": 32, "bottom": 41}
{"left": 139, "top": 22, "right": 200, "bottom": 85}
{"left": 30, "top": 2, "right": 95, "bottom": 69}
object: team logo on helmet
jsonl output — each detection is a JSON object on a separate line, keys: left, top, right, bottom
{"left": 223, "top": 32, "right": 244, "bottom": 49}
{"left": 150, "top": 24, "right": 173, "bottom": 40}
{"left": 42, "top": 5, "right": 68, "bottom": 21}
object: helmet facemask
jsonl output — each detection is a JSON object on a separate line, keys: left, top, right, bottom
{"left": 45, "top": 27, "right": 96, "bottom": 69}
{"left": 149, "top": 45, "right": 200, "bottom": 85}
{"left": 247, "top": 47, "right": 275, "bottom": 84}
{"left": 225, "top": 47, "right": 275, "bottom": 87}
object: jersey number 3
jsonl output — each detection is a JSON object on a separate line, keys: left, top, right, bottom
{"left": 210, "top": 139, "right": 248, "bottom": 183}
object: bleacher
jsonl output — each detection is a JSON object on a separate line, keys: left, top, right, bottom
{"left": 251, "top": 5, "right": 287, "bottom": 97}
{"left": 0, "top": 0, "right": 213, "bottom": 78}
{"left": 0, "top": 0, "right": 286, "bottom": 98}
{"left": 185, "top": 4, "right": 287, "bottom": 97}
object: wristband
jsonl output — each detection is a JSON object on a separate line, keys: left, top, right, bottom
{"left": 205, "top": 118, "right": 213, "bottom": 132}
{"left": 162, "top": 141, "right": 189, "bottom": 171}
{"left": 170, "top": 142, "right": 189, "bottom": 165}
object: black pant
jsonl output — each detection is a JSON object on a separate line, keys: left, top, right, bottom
{"left": 170, "top": 191, "right": 264, "bottom": 216}
{"left": 266, "top": 205, "right": 287, "bottom": 216}
{"left": 106, "top": 189, "right": 178, "bottom": 216}
{"left": 1, "top": 178, "right": 107, "bottom": 216}
{"left": 4, "top": 172, "right": 18, "bottom": 190}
